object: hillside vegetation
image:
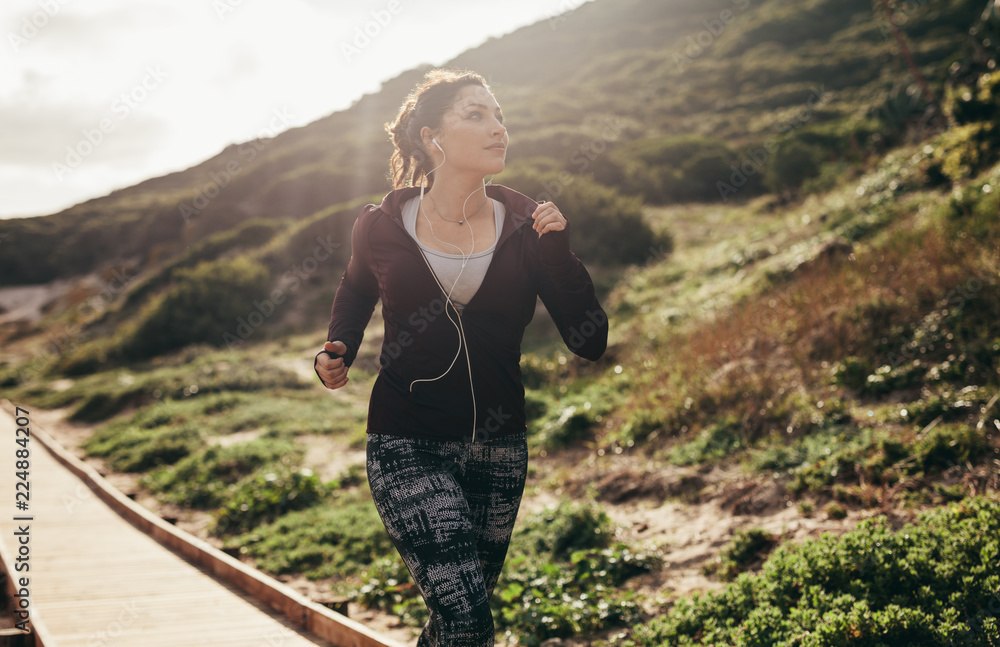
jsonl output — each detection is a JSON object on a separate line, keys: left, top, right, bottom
{"left": 1, "top": 0, "right": 999, "bottom": 645}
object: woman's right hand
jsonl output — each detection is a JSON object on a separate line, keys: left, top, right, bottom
{"left": 315, "top": 340, "right": 349, "bottom": 390}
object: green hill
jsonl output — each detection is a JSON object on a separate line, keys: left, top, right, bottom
{"left": 1, "top": 0, "right": 999, "bottom": 644}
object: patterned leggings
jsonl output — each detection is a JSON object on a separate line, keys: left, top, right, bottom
{"left": 366, "top": 430, "right": 529, "bottom": 647}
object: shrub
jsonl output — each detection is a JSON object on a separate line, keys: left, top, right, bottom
{"left": 352, "top": 555, "right": 429, "bottom": 628}
{"left": 595, "top": 135, "right": 747, "bottom": 203}
{"left": 83, "top": 424, "right": 201, "bottom": 472}
{"left": 825, "top": 502, "right": 848, "bottom": 520}
{"left": 501, "top": 163, "right": 668, "bottom": 266}
{"left": 764, "top": 138, "right": 825, "bottom": 193}
{"left": 211, "top": 468, "right": 327, "bottom": 536}
{"left": 932, "top": 122, "right": 999, "bottom": 183}
{"left": 231, "top": 499, "right": 395, "bottom": 579}
{"left": 123, "top": 256, "right": 271, "bottom": 360}
{"left": 143, "top": 437, "right": 302, "bottom": 508}
{"left": 70, "top": 387, "right": 150, "bottom": 423}
{"left": 512, "top": 498, "right": 614, "bottom": 560}
{"left": 703, "top": 527, "right": 779, "bottom": 581}
{"left": 496, "top": 499, "right": 661, "bottom": 645}
{"left": 943, "top": 69, "right": 1000, "bottom": 126}
{"left": 622, "top": 497, "right": 1000, "bottom": 646}
{"left": 914, "top": 422, "right": 991, "bottom": 473}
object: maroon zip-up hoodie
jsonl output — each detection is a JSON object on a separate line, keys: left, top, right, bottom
{"left": 317, "top": 184, "right": 608, "bottom": 443}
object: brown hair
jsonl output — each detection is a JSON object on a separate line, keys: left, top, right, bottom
{"left": 384, "top": 69, "right": 493, "bottom": 190}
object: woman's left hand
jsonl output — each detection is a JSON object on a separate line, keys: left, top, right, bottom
{"left": 531, "top": 201, "right": 567, "bottom": 236}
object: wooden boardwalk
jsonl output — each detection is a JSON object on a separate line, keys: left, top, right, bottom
{"left": 0, "top": 402, "right": 407, "bottom": 647}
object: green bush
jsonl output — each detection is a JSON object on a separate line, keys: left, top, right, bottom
{"left": 944, "top": 69, "right": 1000, "bottom": 126}
{"left": 497, "top": 550, "right": 647, "bottom": 646}
{"left": 212, "top": 468, "right": 327, "bottom": 536}
{"left": 123, "top": 256, "right": 271, "bottom": 359}
{"left": 500, "top": 163, "right": 668, "bottom": 266}
{"left": 669, "top": 420, "right": 744, "bottom": 466}
{"left": 932, "top": 122, "right": 999, "bottom": 183}
{"left": 703, "top": 527, "right": 778, "bottom": 581}
{"left": 914, "top": 422, "right": 991, "bottom": 473}
{"left": 231, "top": 499, "right": 395, "bottom": 579}
{"left": 764, "top": 139, "right": 826, "bottom": 193}
{"left": 496, "top": 499, "right": 662, "bottom": 645}
{"left": 512, "top": 498, "right": 614, "bottom": 560}
{"left": 345, "top": 497, "right": 661, "bottom": 645}
{"left": 946, "top": 178, "right": 1000, "bottom": 243}
{"left": 786, "top": 423, "right": 992, "bottom": 496}
{"left": 594, "top": 135, "right": 746, "bottom": 203}
{"left": 69, "top": 387, "right": 150, "bottom": 423}
{"left": 876, "top": 84, "right": 931, "bottom": 139}
{"left": 83, "top": 424, "right": 201, "bottom": 472}
{"left": 143, "top": 437, "right": 301, "bottom": 508}
{"left": 353, "top": 555, "right": 429, "bottom": 628}
{"left": 621, "top": 496, "right": 1000, "bottom": 646}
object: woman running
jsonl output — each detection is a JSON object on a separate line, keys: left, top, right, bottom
{"left": 314, "top": 68, "right": 608, "bottom": 646}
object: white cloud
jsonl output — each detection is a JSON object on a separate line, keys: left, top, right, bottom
{"left": 0, "top": 0, "right": 589, "bottom": 219}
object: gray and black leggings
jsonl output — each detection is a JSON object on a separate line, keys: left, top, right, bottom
{"left": 366, "top": 430, "right": 528, "bottom": 647}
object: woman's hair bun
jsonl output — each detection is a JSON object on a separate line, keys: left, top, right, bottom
{"left": 384, "top": 69, "right": 492, "bottom": 190}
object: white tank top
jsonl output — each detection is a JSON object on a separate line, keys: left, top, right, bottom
{"left": 402, "top": 196, "right": 505, "bottom": 312}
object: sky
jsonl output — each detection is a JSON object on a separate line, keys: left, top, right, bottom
{"left": 0, "top": 0, "right": 591, "bottom": 219}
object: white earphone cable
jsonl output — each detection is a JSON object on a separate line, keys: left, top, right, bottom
{"left": 409, "top": 140, "right": 487, "bottom": 441}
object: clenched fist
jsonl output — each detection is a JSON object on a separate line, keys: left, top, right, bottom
{"left": 314, "top": 340, "right": 349, "bottom": 390}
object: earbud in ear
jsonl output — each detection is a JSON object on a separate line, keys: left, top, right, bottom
{"left": 433, "top": 138, "right": 443, "bottom": 153}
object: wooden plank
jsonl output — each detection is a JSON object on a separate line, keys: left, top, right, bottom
{"left": 0, "top": 401, "right": 408, "bottom": 647}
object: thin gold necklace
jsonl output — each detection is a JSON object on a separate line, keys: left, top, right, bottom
{"left": 426, "top": 191, "right": 488, "bottom": 226}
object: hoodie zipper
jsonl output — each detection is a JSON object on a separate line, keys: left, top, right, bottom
{"left": 380, "top": 193, "right": 527, "bottom": 444}
{"left": 406, "top": 215, "right": 479, "bottom": 443}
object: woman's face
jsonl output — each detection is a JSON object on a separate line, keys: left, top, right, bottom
{"left": 429, "top": 84, "right": 508, "bottom": 178}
